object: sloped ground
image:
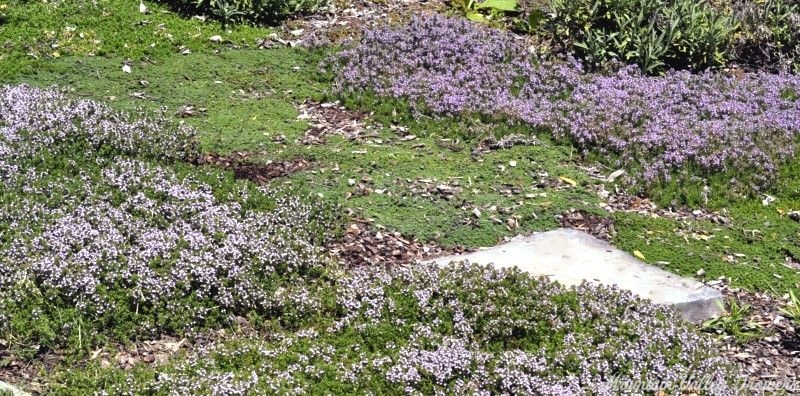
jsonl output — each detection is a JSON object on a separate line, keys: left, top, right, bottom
{"left": 1, "top": 0, "right": 799, "bottom": 393}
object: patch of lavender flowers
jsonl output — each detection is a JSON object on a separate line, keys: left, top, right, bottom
{"left": 0, "top": 83, "right": 338, "bottom": 342}
{"left": 0, "top": 84, "right": 199, "bottom": 170}
{"left": 0, "top": 158, "right": 333, "bottom": 328}
{"left": 558, "top": 66, "right": 800, "bottom": 188}
{"left": 332, "top": 13, "right": 580, "bottom": 125}
{"left": 333, "top": 14, "right": 800, "bottom": 190}
{"left": 114, "top": 263, "right": 736, "bottom": 396}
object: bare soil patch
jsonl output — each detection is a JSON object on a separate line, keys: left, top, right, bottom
{"left": 328, "top": 219, "right": 472, "bottom": 269}
{"left": 194, "top": 153, "right": 312, "bottom": 183}
{"left": 709, "top": 280, "right": 800, "bottom": 384}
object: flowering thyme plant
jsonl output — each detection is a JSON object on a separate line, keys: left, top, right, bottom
{"left": 112, "top": 263, "right": 736, "bottom": 395}
{"left": 0, "top": 84, "right": 199, "bottom": 166}
{"left": 556, "top": 66, "right": 800, "bottom": 189}
{"left": 0, "top": 85, "right": 337, "bottom": 352}
{"left": 0, "top": 84, "right": 737, "bottom": 393}
{"left": 332, "top": 14, "right": 800, "bottom": 193}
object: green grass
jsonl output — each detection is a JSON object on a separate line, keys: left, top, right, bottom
{"left": 280, "top": 121, "right": 600, "bottom": 247}
{"left": 5, "top": 48, "right": 325, "bottom": 154}
{"left": 0, "top": 0, "right": 272, "bottom": 79}
{"left": 612, "top": 208, "right": 800, "bottom": 292}
{"left": 5, "top": 38, "right": 602, "bottom": 247}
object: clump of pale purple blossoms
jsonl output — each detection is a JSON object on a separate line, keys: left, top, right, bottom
{"left": 0, "top": 84, "right": 198, "bottom": 171}
{"left": 114, "top": 263, "right": 736, "bottom": 395}
{"left": 558, "top": 65, "right": 800, "bottom": 187}
{"left": 333, "top": 14, "right": 800, "bottom": 190}
{"left": 333, "top": 13, "right": 580, "bottom": 125}
{"left": 0, "top": 84, "right": 334, "bottom": 331}
{"left": 0, "top": 158, "right": 332, "bottom": 324}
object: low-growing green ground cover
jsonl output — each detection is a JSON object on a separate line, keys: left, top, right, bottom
{"left": 2, "top": 0, "right": 800, "bottom": 394}
{"left": 0, "top": 0, "right": 272, "bottom": 78}
{"left": 7, "top": 46, "right": 601, "bottom": 247}
{"left": 0, "top": 84, "right": 739, "bottom": 394}
{"left": 7, "top": 48, "right": 325, "bottom": 154}
{"left": 52, "top": 264, "right": 739, "bottom": 395}
{"left": 11, "top": 45, "right": 800, "bottom": 294}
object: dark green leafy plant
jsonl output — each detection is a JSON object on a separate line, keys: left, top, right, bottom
{"left": 726, "top": 0, "right": 800, "bottom": 72}
{"left": 204, "top": 0, "right": 245, "bottom": 29}
{"left": 664, "top": 0, "right": 737, "bottom": 70}
{"left": 539, "top": 0, "right": 736, "bottom": 74}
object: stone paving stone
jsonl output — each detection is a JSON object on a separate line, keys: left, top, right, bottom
{"left": 427, "top": 228, "right": 724, "bottom": 322}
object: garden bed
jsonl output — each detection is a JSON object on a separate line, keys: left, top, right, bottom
{"left": 1, "top": 0, "right": 800, "bottom": 393}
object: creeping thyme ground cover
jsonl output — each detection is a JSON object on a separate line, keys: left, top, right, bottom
{"left": 0, "top": 85, "right": 338, "bottom": 355}
{"left": 3, "top": 1, "right": 800, "bottom": 393}
{"left": 333, "top": 14, "right": 800, "bottom": 196}
{"left": 0, "top": 84, "right": 739, "bottom": 393}
{"left": 75, "top": 264, "right": 736, "bottom": 395}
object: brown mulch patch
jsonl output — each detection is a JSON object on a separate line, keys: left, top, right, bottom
{"left": 298, "top": 101, "right": 370, "bottom": 144}
{"left": 0, "top": 349, "right": 58, "bottom": 395}
{"left": 599, "top": 192, "right": 732, "bottom": 225}
{"left": 259, "top": 0, "right": 449, "bottom": 49}
{"left": 471, "top": 134, "right": 540, "bottom": 158}
{"left": 193, "top": 153, "right": 311, "bottom": 183}
{"left": 328, "top": 219, "right": 471, "bottom": 269}
{"left": 558, "top": 209, "right": 616, "bottom": 241}
{"left": 230, "top": 158, "right": 310, "bottom": 183}
{"left": 706, "top": 280, "right": 800, "bottom": 384}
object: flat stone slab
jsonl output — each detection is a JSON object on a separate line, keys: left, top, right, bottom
{"left": 426, "top": 228, "right": 723, "bottom": 322}
{"left": 0, "top": 381, "right": 30, "bottom": 396}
